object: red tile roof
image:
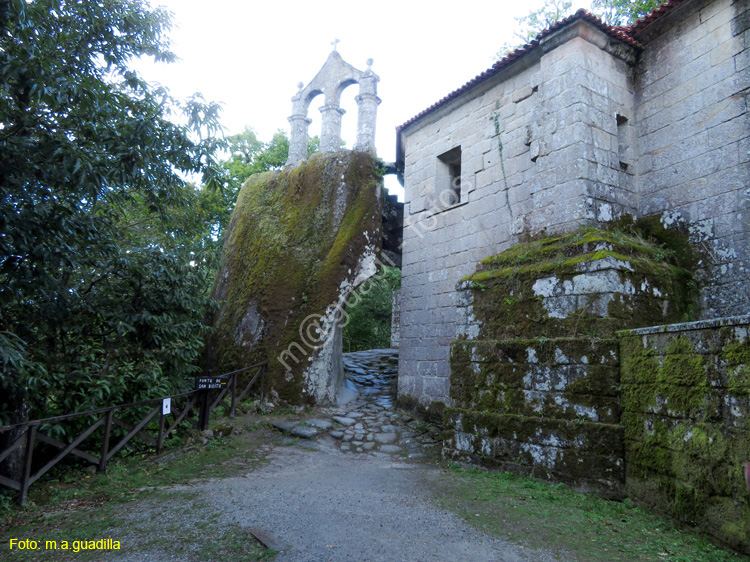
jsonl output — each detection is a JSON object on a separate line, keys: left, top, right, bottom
{"left": 397, "top": 3, "right": 687, "bottom": 133}
{"left": 626, "top": 0, "right": 689, "bottom": 35}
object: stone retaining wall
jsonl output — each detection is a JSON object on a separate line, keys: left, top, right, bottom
{"left": 620, "top": 316, "right": 750, "bottom": 553}
{"left": 442, "top": 226, "right": 692, "bottom": 498}
{"left": 446, "top": 337, "right": 625, "bottom": 498}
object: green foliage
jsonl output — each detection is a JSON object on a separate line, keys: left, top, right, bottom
{"left": 497, "top": 0, "right": 573, "bottom": 57}
{"left": 221, "top": 128, "right": 288, "bottom": 186}
{"left": 591, "top": 0, "right": 661, "bottom": 25}
{"left": 0, "top": 1, "right": 224, "bottom": 428}
{"left": 342, "top": 266, "right": 401, "bottom": 352}
{"left": 496, "top": 0, "right": 662, "bottom": 58}
{"left": 221, "top": 127, "right": 266, "bottom": 186}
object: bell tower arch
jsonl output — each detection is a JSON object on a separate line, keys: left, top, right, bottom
{"left": 287, "top": 46, "right": 380, "bottom": 166}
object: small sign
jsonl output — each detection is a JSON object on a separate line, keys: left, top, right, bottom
{"left": 195, "top": 377, "right": 227, "bottom": 390}
{"left": 162, "top": 398, "right": 171, "bottom": 416}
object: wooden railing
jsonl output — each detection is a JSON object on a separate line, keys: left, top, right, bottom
{"left": 0, "top": 362, "right": 267, "bottom": 506}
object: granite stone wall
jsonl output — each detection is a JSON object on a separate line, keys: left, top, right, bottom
{"left": 444, "top": 230, "right": 749, "bottom": 550}
{"left": 442, "top": 226, "right": 694, "bottom": 498}
{"left": 446, "top": 337, "right": 626, "bottom": 498}
{"left": 397, "top": 0, "right": 748, "bottom": 407}
{"left": 633, "top": 0, "right": 750, "bottom": 318}
{"left": 394, "top": 0, "right": 749, "bottom": 551}
{"left": 620, "top": 316, "right": 750, "bottom": 553}
{"left": 390, "top": 289, "right": 401, "bottom": 349}
{"left": 398, "top": 22, "right": 639, "bottom": 405}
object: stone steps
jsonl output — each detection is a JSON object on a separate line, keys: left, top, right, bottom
{"left": 271, "top": 348, "right": 441, "bottom": 459}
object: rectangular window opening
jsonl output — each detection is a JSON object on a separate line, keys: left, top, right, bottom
{"left": 616, "top": 114, "right": 632, "bottom": 174}
{"left": 437, "top": 146, "right": 462, "bottom": 206}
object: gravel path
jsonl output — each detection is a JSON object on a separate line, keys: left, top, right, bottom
{"left": 197, "top": 439, "right": 560, "bottom": 562}
{"left": 109, "top": 350, "right": 564, "bottom": 561}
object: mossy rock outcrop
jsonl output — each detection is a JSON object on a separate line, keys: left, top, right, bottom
{"left": 204, "top": 151, "right": 384, "bottom": 405}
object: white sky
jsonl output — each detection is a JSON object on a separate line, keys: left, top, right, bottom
{"left": 136, "top": 0, "right": 591, "bottom": 197}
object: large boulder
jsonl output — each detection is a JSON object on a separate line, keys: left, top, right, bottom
{"left": 204, "top": 151, "right": 384, "bottom": 404}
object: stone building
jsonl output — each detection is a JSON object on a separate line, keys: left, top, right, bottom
{"left": 395, "top": 0, "right": 749, "bottom": 549}
{"left": 396, "top": 0, "right": 749, "bottom": 406}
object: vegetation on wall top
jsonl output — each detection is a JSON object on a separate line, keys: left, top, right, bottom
{"left": 461, "top": 217, "right": 699, "bottom": 340}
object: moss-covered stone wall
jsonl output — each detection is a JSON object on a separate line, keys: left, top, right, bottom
{"left": 204, "top": 151, "right": 383, "bottom": 405}
{"left": 444, "top": 222, "right": 696, "bottom": 498}
{"left": 450, "top": 338, "right": 620, "bottom": 424}
{"left": 447, "top": 338, "right": 625, "bottom": 497}
{"left": 620, "top": 318, "right": 750, "bottom": 553}
{"left": 443, "top": 220, "right": 750, "bottom": 551}
{"left": 456, "top": 223, "right": 696, "bottom": 342}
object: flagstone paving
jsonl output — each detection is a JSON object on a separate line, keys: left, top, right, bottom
{"left": 271, "top": 349, "right": 442, "bottom": 459}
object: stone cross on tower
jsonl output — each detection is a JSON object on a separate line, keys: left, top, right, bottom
{"left": 287, "top": 49, "right": 380, "bottom": 166}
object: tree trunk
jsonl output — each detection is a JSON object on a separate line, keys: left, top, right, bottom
{"left": 0, "top": 374, "right": 30, "bottom": 484}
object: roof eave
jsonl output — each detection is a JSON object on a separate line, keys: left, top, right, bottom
{"left": 396, "top": 9, "right": 642, "bottom": 135}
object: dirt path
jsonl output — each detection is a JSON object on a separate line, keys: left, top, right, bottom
{"left": 106, "top": 351, "right": 565, "bottom": 561}
{"left": 193, "top": 437, "right": 561, "bottom": 562}
{"left": 188, "top": 349, "right": 563, "bottom": 561}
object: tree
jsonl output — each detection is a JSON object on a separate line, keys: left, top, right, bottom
{"left": 496, "top": 0, "right": 661, "bottom": 58}
{"left": 590, "top": 0, "right": 660, "bottom": 26}
{"left": 0, "top": 0, "right": 224, "bottom": 431}
{"left": 221, "top": 127, "right": 266, "bottom": 187}
{"left": 496, "top": 0, "right": 573, "bottom": 58}
{"left": 222, "top": 128, "right": 320, "bottom": 187}
{"left": 215, "top": 129, "right": 320, "bottom": 239}
{"left": 342, "top": 266, "right": 401, "bottom": 352}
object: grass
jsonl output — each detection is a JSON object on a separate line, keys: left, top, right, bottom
{"left": 3, "top": 490, "right": 276, "bottom": 561}
{"left": 3, "top": 406, "right": 748, "bottom": 562}
{"left": 435, "top": 465, "right": 749, "bottom": 562}
{"left": 1, "top": 413, "right": 279, "bottom": 561}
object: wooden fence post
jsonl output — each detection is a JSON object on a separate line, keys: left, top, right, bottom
{"left": 260, "top": 365, "right": 266, "bottom": 403}
{"left": 230, "top": 374, "right": 237, "bottom": 419}
{"left": 98, "top": 410, "right": 114, "bottom": 473}
{"left": 157, "top": 414, "right": 166, "bottom": 454}
{"left": 198, "top": 390, "right": 210, "bottom": 431}
{"left": 18, "top": 425, "right": 36, "bottom": 506}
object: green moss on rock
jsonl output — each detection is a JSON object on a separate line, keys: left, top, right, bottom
{"left": 621, "top": 330, "right": 750, "bottom": 553}
{"left": 444, "top": 406, "right": 625, "bottom": 497}
{"left": 725, "top": 339, "right": 750, "bottom": 396}
{"left": 461, "top": 221, "right": 697, "bottom": 341}
{"left": 450, "top": 338, "right": 621, "bottom": 422}
{"left": 203, "top": 151, "right": 383, "bottom": 404}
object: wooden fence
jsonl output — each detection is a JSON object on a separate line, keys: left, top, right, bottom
{"left": 0, "top": 362, "right": 267, "bottom": 505}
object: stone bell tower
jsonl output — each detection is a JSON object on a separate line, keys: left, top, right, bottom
{"left": 287, "top": 44, "right": 380, "bottom": 166}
